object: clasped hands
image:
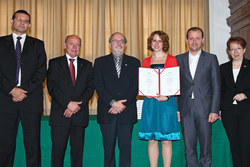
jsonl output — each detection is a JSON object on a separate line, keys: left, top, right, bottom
{"left": 64, "top": 101, "right": 82, "bottom": 118}
{"left": 10, "top": 87, "right": 27, "bottom": 102}
{"left": 108, "top": 99, "right": 127, "bottom": 114}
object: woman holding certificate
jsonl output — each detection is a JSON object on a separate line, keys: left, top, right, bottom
{"left": 139, "top": 31, "right": 180, "bottom": 167}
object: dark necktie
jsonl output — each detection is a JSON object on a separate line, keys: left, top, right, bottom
{"left": 115, "top": 57, "right": 121, "bottom": 78}
{"left": 16, "top": 37, "right": 22, "bottom": 85}
{"left": 69, "top": 59, "right": 75, "bottom": 86}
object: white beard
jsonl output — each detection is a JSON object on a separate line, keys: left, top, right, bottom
{"left": 113, "top": 48, "right": 124, "bottom": 54}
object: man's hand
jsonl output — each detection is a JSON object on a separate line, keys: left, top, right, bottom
{"left": 64, "top": 108, "right": 74, "bottom": 118}
{"left": 67, "top": 101, "right": 82, "bottom": 113}
{"left": 108, "top": 107, "right": 120, "bottom": 114}
{"left": 12, "top": 97, "right": 20, "bottom": 102}
{"left": 208, "top": 113, "right": 218, "bottom": 123}
{"left": 10, "top": 87, "right": 27, "bottom": 102}
{"left": 177, "top": 112, "right": 181, "bottom": 122}
{"left": 109, "top": 99, "right": 127, "bottom": 114}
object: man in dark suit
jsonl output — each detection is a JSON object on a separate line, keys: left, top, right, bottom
{"left": 176, "top": 27, "right": 221, "bottom": 167}
{"left": 0, "top": 10, "right": 47, "bottom": 167}
{"left": 93, "top": 32, "right": 140, "bottom": 167}
{"left": 47, "top": 35, "right": 94, "bottom": 167}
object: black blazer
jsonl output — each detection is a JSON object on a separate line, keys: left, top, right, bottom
{"left": 47, "top": 55, "right": 94, "bottom": 127}
{"left": 220, "top": 58, "right": 250, "bottom": 111}
{"left": 93, "top": 54, "right": 140, "bottom": 125}
{"left": 0, "top": 34, "right": 47, "bottom": 112}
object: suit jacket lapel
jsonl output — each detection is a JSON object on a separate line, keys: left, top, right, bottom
{"left": 182, "top": 52, "right": 193, "bottom": 82}
{"left": 75, "top": 58, "right": 86, "bottom": 86}
{"left": 108, "top": 54, "right": 119, "bottom": 79}
{"left": 227, "top": 61, "right": 236, "bottom": 84}
{"left": 21, "top": 35, "right": 32, "bottom": 58}
{"left": 236, "top": 58, "right": 248, "bottom": 84}
{"left": 193, "top": 51, "right": 205, "bottom": 80}
{"left": 119, "top": 54, "right": 128, "bottom": 79}
{"left": 61, "top": 55, "right": 75, "bottom": 87}
{"left": 6, "top": 35, "right": 16, "bottom": 59}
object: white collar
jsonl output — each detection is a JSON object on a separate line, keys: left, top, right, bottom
{"left": 66, "top": 53, "right": 78, "bottom": 61}
{"left": 189, "top": 50, "right": 201, "bottom": 60}
{"left": 12, "top": 33, "right": 26, "bottom": 40}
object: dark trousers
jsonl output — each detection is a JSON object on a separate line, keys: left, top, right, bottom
{"left": 100, "top": 115, "right": 134, "bottom": 167}
{"left": 181, "top": 100, "right": 212, "bottom": 167}
{"left": 222, "top": 108, "right": 250, "bottom": 167}
{"left": 0, "top": 109, "right": 41, "bottom": 167}
{"left": 51, "top": 124, "right": 85, "bottom": 167}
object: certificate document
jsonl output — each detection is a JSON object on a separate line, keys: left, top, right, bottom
{"left": 138, "top": 66, "right": 180, "bottom": 96}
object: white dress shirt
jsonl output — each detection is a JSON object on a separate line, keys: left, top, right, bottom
{"left": 189, "top": 50, "right": 201, "bottom": 99}
{"left": 232, "top": 68, "right": 240, "bottom": 104}
{"left": 233, "top": 68, "right": 240, "bottom": 83}
{"left": 189, "top": 50, "right": 201, "bottom": 79}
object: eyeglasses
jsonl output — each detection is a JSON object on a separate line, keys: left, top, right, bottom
{"left": 229, "top": 47, "right": 243, "bottom": 52}
{"left": 111, "top": 40, "right": 125, "bottom": 44}
{"left": 15, "top": 17, "right": 30, "bottom": 24}
{"left": 152, "top": 39, "right": 162, "bottom": 43}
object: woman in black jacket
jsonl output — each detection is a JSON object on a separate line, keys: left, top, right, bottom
{"left": 220, "top": 37, "right": 250, "bottom": 167}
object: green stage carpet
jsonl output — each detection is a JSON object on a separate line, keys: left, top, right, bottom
{"left": 14, "top": 116, "right": 233, "bottom": 167}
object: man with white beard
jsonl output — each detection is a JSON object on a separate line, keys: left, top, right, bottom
{"left": 93, "top": 32, "right": 140, "bottom": 167}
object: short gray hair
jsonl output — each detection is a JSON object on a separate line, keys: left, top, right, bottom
{"left": 108, "top": 32, "right": 127, "bottom": 44}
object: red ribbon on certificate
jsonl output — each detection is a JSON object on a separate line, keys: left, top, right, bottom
{"left": 152, "top": 69, "right": 162, "bottom": 95}
{"left": 152, "top": 68, "right": 167, "bottom": 95}
{"left": 174, "top": 89, "right": 180, "bottom": 95}
{"left": 139, "top": 90, "right": 145, "bottom": 96}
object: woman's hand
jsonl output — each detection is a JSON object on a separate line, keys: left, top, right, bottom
{"left": 233, "top": 93, "right": 247, "bottom": 102}
{"left": 153, "top": 93, "right": 169, "bottom": 102}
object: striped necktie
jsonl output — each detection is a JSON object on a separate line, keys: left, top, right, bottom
{"left": 115, "top": 57, "right": 121, "bottom": 78}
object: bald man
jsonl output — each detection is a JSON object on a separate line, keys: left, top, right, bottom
{"left": 47, "top": 35, "right": 94, "bottom": 167}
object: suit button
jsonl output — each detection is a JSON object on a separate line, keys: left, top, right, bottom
{"left": 117, "top": 92, "right": 121, "bottom": 95}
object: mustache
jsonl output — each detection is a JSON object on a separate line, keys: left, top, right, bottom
{"left": 113, "top": 48, "right": 124, "bottom": 54}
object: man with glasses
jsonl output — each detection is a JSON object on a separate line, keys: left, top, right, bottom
{"left": 94, "top": 32, "right": 140, "bottom": 167}
{"left": 0, "top": 10, "right": 47, "bottom": 167}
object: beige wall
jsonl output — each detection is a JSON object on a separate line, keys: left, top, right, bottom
{"left": 227, "top": 0, "right": 250, "bottom": 59}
